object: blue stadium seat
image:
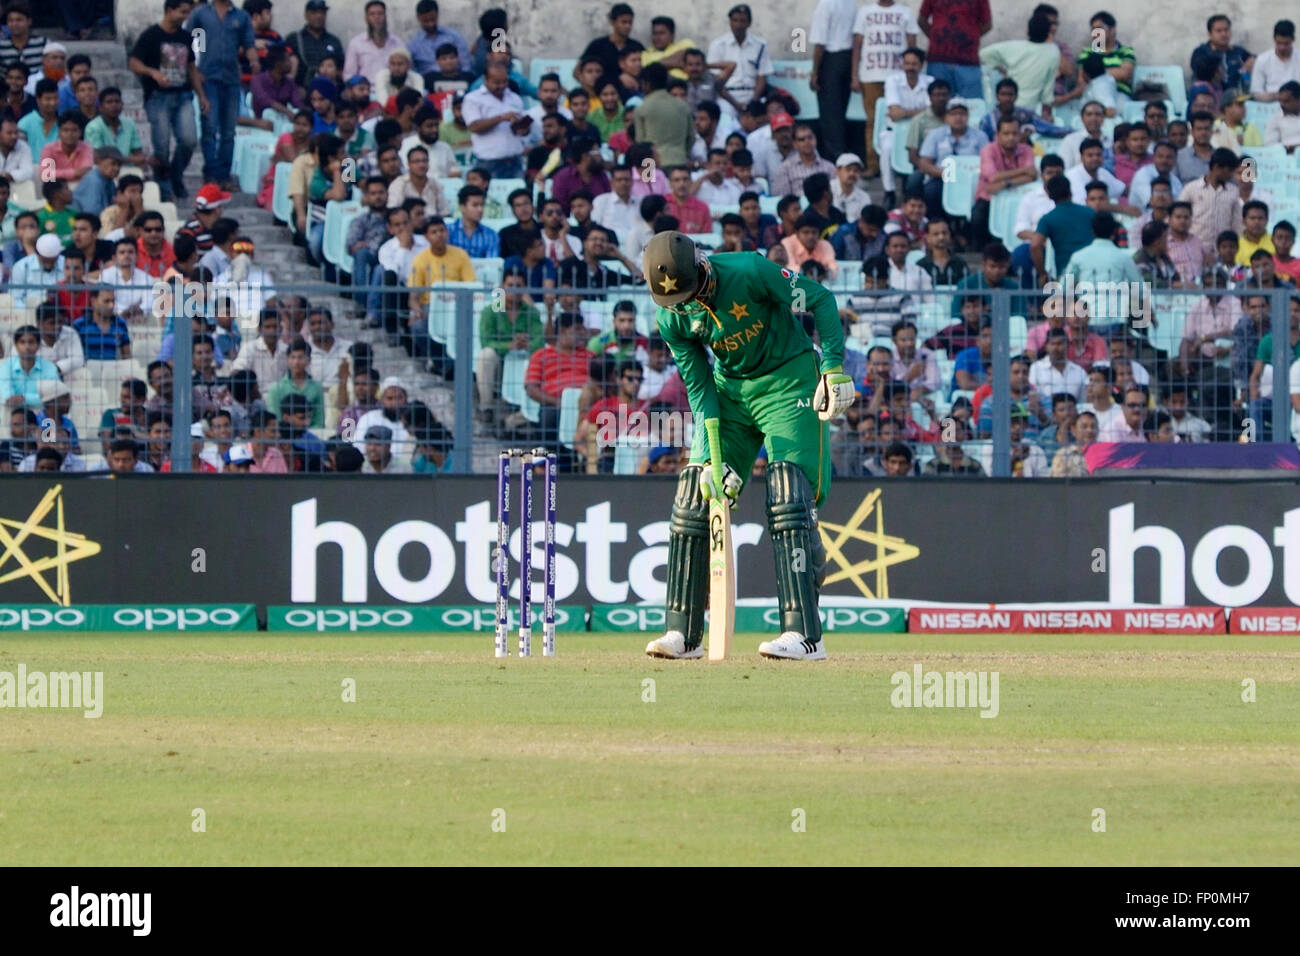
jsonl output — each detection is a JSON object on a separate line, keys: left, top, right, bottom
{"left": 529, "top": 58, "right": 577, "bottom": 89}
{"left": 613, "top": 436, "right": 648, "bottom": 475}
{"left": 1132, "top": 65, "right": 1188, "bottom": 114}
{"left": 989, "top": 182, "right": 1034, "bottom": 245}
{"left": 500, "top": 350, "right": 539, "bottom": 423}
{"left": 1245, "top": 100, "right": 1281, "bottom": 130}
{"left": 835, "top": 260, "right": 862, "bottom": 291}
{"left": 890, "top": 117, "right": 914, "bottom": 175}
{"left": 487, "top": 177, "right": 526, "bottom": 206}
{"left": 234, "top": 135, "right": 276, "bottom": 195}
{"left": 558, "top": 387, "right": 583, "bottom": 450}
{"left": 471, "top": 257, "right": 504, "bottom": 287}
{"left": 444, "top": 291, "right": 486, "bottom": 360}
{"left": 872, "top": 100, "right": 890, "bottom": 154}
{"left": 322, "top": 199, "right": 362, "bottom": 274}
{"left": 940, "top": 155, "right": 981, "bottom": 219}
{"left": 770, "top": 61, "right": 818, "bottom": 120}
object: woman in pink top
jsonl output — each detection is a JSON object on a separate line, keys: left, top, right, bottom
{"left": 40, "top": 113, "right": 94, "bottom": 185}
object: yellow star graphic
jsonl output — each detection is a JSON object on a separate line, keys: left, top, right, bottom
{"left": 0, "top": 485, "right": 102, "bottom": 606}
{"left": 729, "top": 301, "right": 749, "bottom": 321}
{"left": 658, "top": 275, "right": 679, "bottom": 294}
{"left": 819, "top": 489, "right": 919, "bottom": 599}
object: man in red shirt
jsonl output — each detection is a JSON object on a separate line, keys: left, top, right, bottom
{"left": 918, "top": 0, "right": 992, "bottom": 99}
{"left": 525, "top": 311, "right": 595, "bottom": 461}
{"left": 974, "top": 115, "right": 1036, "bottom": 245}
{"left": 664, "top": 164, "right": 711, "bottom": 234}
{"left": 134, "top": 210, "right": 176, "bottom": 278}
{"left": 575, "top": 358, "right": 647, "bottom": 471}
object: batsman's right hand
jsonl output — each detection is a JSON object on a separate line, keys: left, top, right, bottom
{"left": 700, "top": 461, "right": 743, "bottom": 507}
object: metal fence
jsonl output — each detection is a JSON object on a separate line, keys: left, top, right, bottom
{"left": 2, "top": 277, "right": 1296, "bottom": 478}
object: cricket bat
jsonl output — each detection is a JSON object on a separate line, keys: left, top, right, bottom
{"left": 705, "top": 420, "right": 734, "bottom": 661}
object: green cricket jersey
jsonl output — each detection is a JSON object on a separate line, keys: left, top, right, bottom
{"left": 655, "top": 252, "right": 845, "bottom": 422}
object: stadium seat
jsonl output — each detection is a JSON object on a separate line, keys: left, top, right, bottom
{"left": 1245, "top": 100, "right": 1281, "bottom": 130}
{"left": 835, "top": 260, "right": 862, "bottom": 292}
{"left": 613, "top": 435, "right": 648, "bottom": 475}
{"left": 445, "top": 292, "right": 487, "bottom": 360}
{"left": 471, "top": 257, "right": 503, "bottom": 287}
{"left": 271, "top": 163, "right": 293, "bottom": 226}
{"left": 426, "top": 280, "right": 477, "bottom": 349}
{"left": 905, "top": 248, "right": 925, "bottom": 266}
{"left": 486, "top": 177, "right": 526, "bottom": 206}
{"left": 558, "top": 387, "right": 582, "bottom": 450}
{"left": 529, "top": 57, "right": 576, "bottom": 89}
{"left": 758, "top": 195, "right": 781, "bottom": 217}
{"left": 941, "top": 156, "right": 980, "bottom": 219}
{"left": 500, "top": 351, "right": 539, "bottom": 423}
{"left": 770, "top": 60, "right": 817, "bottom": 120}
{"left": 1243, "top": 145, "right": 1289, "bottom": 177}
{"left": 1009, "top": 314, "right": 1027, "bottom": 352}
{"left": 989, "top": 182, "right": 1034, "bottom": 244}
{"left": 872, "top": 100, "right": 890, "bottom": 154}
{"left": 1035, "top": 136, "right": 1065, "bottom": 159}
{"left": 439, "top": 176, "right": 462, "bottom": 210}
{"left": 10, "top": 178, "right": 38, "bottom": 209}
{"left": 1132, "top": 65, "right": 1187, "bottom": 114}
{"left": 322, "top": 199, "right": 362, "bottom": 275}
{"left": 234, "top": 133, "right": 276, "bottom": 195}
{"left": 890, "top": 117, "right": 914, "bottom": 175}
{"left": 964, "top": 98, "right": 988, "bottom": 130}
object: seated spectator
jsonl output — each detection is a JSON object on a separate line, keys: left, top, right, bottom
{"left": 1065, "top": 137, "right": 1126, "bottom": 205}
{"left": 0, "top": 116, "right": 32, "bottom": 183}
{"left": 305, "top": 135, "right": 349, "bottom": 262}
{"left": 884, "top": 191, "right": 929, "bottom": 250}
{"left": 398, "top": 104, "right": 457, "bottom": 175}
{"left": 979, "top": 404, "right": 1048, "bottom": 476}
{"left": 349, "top": 377, "right": 413, "bottom": 460}
{"left": 251, "top": 44, "right": 306, "bottom": 122}
{"left": 890, "top": 318, "right": 939, "bottom": 404}
{"left": 475, "top": 266, "right": 544, "bottom": 421}
{"left": 10, "top": 232, "right": 64, "bottom": 306}
{"left": 558, "top": 225, "right": 641, "bottom": 298}
{"left": 915, "top": 219, "right": 968, "bottom": 286}
{"left": 1242, "top": 247, "right": 1293, "bottom": 290}
{"left": 1, "top": 63, "right": 35, "bottom": 126}
{"left": 1028, "top": 327, "right": 1087, "bottom": 401}
{"left": 974, "top": 115, "right": 1037, "bottom": 242}
{"left": 1061, "top": 294, "right": 1110, "bottom": 371}
{"left": 52, "top": 250, "right": 90, "bottom": 324}
{"left": 72, "top": 285, "right": 131, "bottom": 360}
{"left": 924, "top": 292, "right": 983, "bottom": 358}
{"left": 95, "top": 175, "right": 142, "bottom": 236}
{"left": 36, "top": 299, "right": 83, "bottom": 375}
{"left": 1264, "top": 81, "right": 1300, "bottom": 150}
{"left": 662, "top": 164, "right": 711, "bottom": 234}
{"left": 951, "top": 318, "right": 994, "bottom": 392}
{"left": 374, "top": 205, "right": 427, "bottom": 336}
{"left": 588, "top": 299, "right": 649, "bottom": 361}
{"left": 1165, "top": 386, "right": 1214, "bottom": 442}
{"left": 102, "top": 238, "right": 153, "bottom": 322}
{"left": 70, "top": 147, "right": 121, "bottom": 216}
{"left": 97, "top": 377, "right": 149, "bottom": 457}
{"left": 264, "top": 337, "right": 326, "bottom": 429}
{"left": 18, "top": 78, "right": 60, "bottom": 158}
{"left": 1099, "top": 386, "right": 1149, "bottom": 441}
{"left": 358, "top": 423, "right": 407, "bottom": 473}
{"left": 1133, "top": 220, "right": 1180, "bottom": 288}
{"left": 916, "top": 99, "right": 987, "bottom": 218}
{"left": 833, "top": 203, "right": 888, "bottom": 262}
{"left": 1237, "top": 200, "right": 1275, "bottom": 265}
{"left": 780, "top": 213, "right": 838, "bottom": 279}
{"left": 524, "top": 311, "right": 594, "bottom": 458}
{"left": 424, "top": 40, "right": 475, "bottom": 93}
{"left": 1036, "top": 392, "right": 1079, "bottom": 458}
{"left": 41, "top": 111, "right": 93, "bottom": 186}
{"left": 973, "top": 354, "right": 1046, "bottom": 435}
{"left": 387, "top": 143, "right": 450, "bottom": 217}
{"left": 448, "top": 184, "right": 500, "bottom": 257}
{"left": 36, "top": 179, "right": 76, "bottom": 242}
{"left": 950, "top": 242, "right": 1019, "bottom": 320}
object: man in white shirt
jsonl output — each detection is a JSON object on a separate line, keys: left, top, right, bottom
{"left": 706, "top": 5, "right": 774, "bottom": 119}
{"left": 809, "top": 0, "right": 857, "bottom": 159}
{"left": 0, "top": 116, "right": 33, "bottom": 183}
{"left": 523, "top": 73, "right": 572, "bottom": 149}
{"left": 377, "top": 206, "right": 429, "bottom": 280}
{"left": 591, "top": 164, "right": 641, "bottom": 239}
{"left": 539, "top": 197, "right": 583, "bottom": 264}
{"left": 230, "top": 309, "right": 289, "bottom": 390}
{"left": 461, "top": 63, "right": 528, "bottom": 179}
{"left": 1065, "top": 138, "right": 1126, "bottom": 202}
{"left": 1264, "top": 82, "right": 1300, "bottom": 150}
{"left": 692, "top": 149, "right": 742, "bottom": 208}
{"left": 882, "top": 230, "right": 933, "bottom": 304}
{"left": 304, "top": 306, "right": 354, "bottom": 395}
{"left": 831, "top": 153, "right": 870, "bottom": 222}
{"left": 352, "top": 377, "right": 413, "bottom": 460}
{"left": 1128, "top": 142, "right": 1183, "bottom": 212}
{"left": 1251, "top": 20, "right": 1300, "bottom": 101}
{"left": 398, "top": 105, "right": 460, "bottom": 177}
{"left": 1098, "top": 387, "right": 1149, "bottom": 441}
{"left": 1058, "top": 101, "right": 1111, "bottom": 169}
{"left": 1029, "top": 328, "right": 1088, "bottom": 401}
{"left": 104, "top": 239, "right": 153, "bottom": 321}
{"left": 689, "top": 101, "right": 739, "bottom": 165}
{"left": 879, "top": 49, "right": 932, "bottom": 200}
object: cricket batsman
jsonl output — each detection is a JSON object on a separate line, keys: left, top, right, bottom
{"left": 641, "top": 232, "right": 856, "bottom": 661}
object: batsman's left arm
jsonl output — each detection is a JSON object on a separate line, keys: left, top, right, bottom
{"left": 753, "top": 253, "right": 845, "bottom": 372}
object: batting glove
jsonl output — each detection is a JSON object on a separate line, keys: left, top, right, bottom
{"left": 699, "top": 461, "right": 743, "bottom": 507}
{"left": 814, "top": 367, "right": 857, "bottom": 422}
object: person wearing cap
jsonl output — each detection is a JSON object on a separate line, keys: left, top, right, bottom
{"left": 0, "top": 2, "right": 47, "bottom": 76}
{"left": 915, "top": 97, "right": 987, "bottom": 217}
{"left": 1, "top": 324, "right": 57, "bottom": 409}
{"left": 23, "top": 42, "right": 66, "bottom": 97}
{"left": 286, "top": 1, "right": 343, "bottom": 88}
{"left": 705, "top": 5, "right": 773, "bottom": 119}
{"left": 831, "top": 153, "right": 869, "bottom": 223}
{"left": 351, "top": 377, "right": 412, "bottom": 459}
{"left": 373, "top": 48, "right": 424, "bottom": 106}
{"left": 10, "top": 232, "right": 63, "bottom": 306}
{"left": 1211, "top": 91, "right": 1262, "bottom": 150}
{"left": 640, "top": 230, "right": 853, "bottom": 662}
{"left": 344, "top": 0, "right": 403, "bottom": 86}
{"left": 178, "top": 183, "right": 231, "bottom": 253}
{"left": 223, "top": 443, "right": 255, "bottom": 473}
{"left": 358, "top": 423, "right": 407, "bottom": 473}
{"left": 70, "top": 146, "right": 121, "bottom": 216}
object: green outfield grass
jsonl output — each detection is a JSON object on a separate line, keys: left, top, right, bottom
{"left": 1, "top": 632, "right": 1298, "bottom": 866}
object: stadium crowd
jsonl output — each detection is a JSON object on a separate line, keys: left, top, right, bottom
{"left": 1, "top": 0, "right": 1299, "bottom": 476}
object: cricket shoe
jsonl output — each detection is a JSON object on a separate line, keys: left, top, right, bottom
{"left": 758, "top": 632, "right": 828, "bottom": 661}
{"left": 645, "top": 631, "right": 705, "bottom": 659}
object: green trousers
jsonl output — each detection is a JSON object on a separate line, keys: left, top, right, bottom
{"left": 689, "top": 351, "right": 832, "bottom": 506}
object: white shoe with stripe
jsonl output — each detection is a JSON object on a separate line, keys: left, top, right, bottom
{"left": 645, "top": 630, "right": 705, "bottom": 659}
{"left": 758, "top": 631, "right": 828, "bottom": 661}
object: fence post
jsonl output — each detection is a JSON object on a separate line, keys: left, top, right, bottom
{"left": 170, "top": 298, "right": 192, "bottom": 472}
{"left": 990, "top": 288, "right": 1011, "bottom": 477}
{"left": 453, "top": 287, "right": 475, "bottom": 473}
{"left": 1270, "top": 287, "right": 1291, "bottom": 442}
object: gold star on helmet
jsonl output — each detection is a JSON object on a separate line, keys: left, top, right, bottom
{"left": 658, "top": 275, "right": 679, "bottom": 294}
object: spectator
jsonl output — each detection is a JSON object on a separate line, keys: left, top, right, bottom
{"left": 80, "top": 87, "right": 143, "bottom": 170}
{"left": 1062, "top": 297, "right": 1108, "bottom": 370}
{"left": 1212, "top": 92, "right": 1263, "bottom": 150}
{"left": 1273, "top": 221, "right": 1300, "bottom": 284}
{"left": 706, "top": 5, "right": 773, "bottom": 118}
{"left": 476, "top": 266, "right": 543, "bottom": 423}
{"left": 17, "top": 77, "right": 57, "bottom": 158}
{"left": 71, "top": 146, "right": 121, "bottom": 215}
{"left": 890, "top": 318, "right": 940, "bottom": 401}
{"left": 250, "top": 44, "right": 305, "bottom": 121}
{"left": 1071, "top": 11, "right": 1136, "bottom": 102}
{"left": 98, "top": 378, "right": 149, "bottom": 456}
{"left": 629, "top": 63, "right": 690, "bottom": 170}
{"left": 186, "top": 0, "right": 255, "bottom": 191}
{"left": 1061, "top": 211, "right": 1142, "bottom": 324}
{"left": 663, "top": 165, "right": 712, "bottom": 234}
{"left": 0, "top": 2, "right": 47, "bottom": 76}
{"left": 979, "top": 13, "right": 1061, "bottom": 115}
{"left": 66, "top": 212, "right": 112, "bottom": 274}
{"left": 1029, "top": 327, "right": 1087, "bottom": 401}
{"left": 10, "top": 232, "right": 63, "bottom": 306}
{"left": 1133, "top": 220, "right": 1180, "bottom": 288}
{"left": 1064, "top": 137, "right": 1125, "bottom": 205}
{"left": 916, "top": 98, "right": 986, "bottom": 217}
{"left": 447, "top": 184, "right": 500, "bottom": 258}
{"left": 1128, "top": 141, "right": 1182, "bottom": 212}
{"left": 102, "top": 238, "right": 153, "bottom": 322}
{"left": 1193, "top": 14, "right": 1254, "bottom": 94}
{"left": 770, "top": 124, "right": 836, "bottom": 199}
{"left": 231, "top": 307, "right": 289, "bottom": 389}
{"left": 357, "top": 424, "right": 404, "bottom": 473}
{"left": 781, "top": 213, "right": 838, "bottom": 278}
{"left": 343, "top": 0, "right": 401, "bottom": 84}
{"left": 1264, "top": 81, "right": 1300, "bottom": 150}
{"left": 39, "top": 111, "right": 92, "bottom": 187}
{"left": 916, "top": 219, "right": 968, "bottom": 286}
{"left": 285, "top": 0, "right": 343, "bottom": 88}
{"left": 462, "top": 62, "right": 528, "bottom": 180}
{"left": 52, "top": 249, "right": 89, "bottom": 322}
{"left": 577, "top": 3, "right": 642, "bottom": 89}
{"left": 950, "top": 241, "right": 1017, "bottom": 319}
{"left": 810, "top": 0, "right": 856, "bottom": 159}
{"left": 408, "top": 0, "right": 470, "bottom": 76}
{"left": 72, "top": 285, "right": 131, "bottom": 360}
{"left": 133, "top": 211, "right": 175, "bottom": 279}
{"left": 1176, "top": 111, "right": 1216, "bottom": 182}
{"left": 1179, "top": 265, "right": 1240, "bottom": 378}
{"left": 833, "top": 203, "right": 888, "bottom": 262}
{"left": 1165, "top": 387, "right": 1214, "bottom": 442}
{"left": 1, "top": 323, "right": 57, "bottom": 408}
{"left": 1237, "top": 200, "right": 1275, "bottom": 266}
{"left": 917, "top": 0, "right": 989, "bottom": 99}
{"left": 265, "top": 337, "right": 325, "bottom": 428}
{"left": 1099, "top": 386, "right": 1148, "bottom": 441}
{"left": 1036, "top": 391, "right": 1077, "bottom": 457}
{"left": 974, "top": 115, "right": 1036, "bottom": 242}
{"left": 551, "top": 139, "right": 611, "bottom": 215}
{"left": 524, "top": 311, "right": 594, "bottom": 454}
{"left": 1030, "top": 175, "right": 1092, "bottom": 282}
{"left": 36, "top": 299, "right": 83, "bottom": 375}
{"left": 0, "top": 115, "right": 31, "bottom": 182}
{"left": 1252, "top": 20, "right": 1300, "bottom": 101}
{"left": 1056, "top": 101, "right": 1110, "bottom": 169}
{"left": 557, "top": 226, "right": 640, "bottom": 295}
{"left": 1179, "top": 147, "right": 1242, "bottom": 253}
{"left": 0, "top": 63, "right": 34, "bottom": 124}
{"left": 349, "top": 376, "right": 411, "bottom": 459}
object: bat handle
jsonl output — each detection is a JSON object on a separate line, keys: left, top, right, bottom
{"left": 704, "top": 418, "right": 724, "bottom": 492}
